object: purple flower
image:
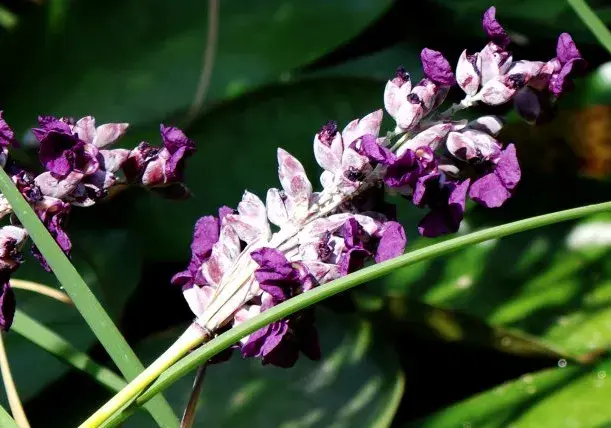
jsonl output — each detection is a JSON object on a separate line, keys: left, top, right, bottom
{"left": 375, "top": 221, "right": 407, "bottom": 263}
{"left": 420, "top": 48, "right": 456, "bottom": 86}
{"left": 0, "top": 225, "right": 28, "bottom": 332}
{"left": 0, "top": 111, "right": 17, "bottom": 149}
{"left": 251, "top": 247, "right": 304, "bottom": 301}
{"left": 549, "top": 33, "right": 586, "bottom": 96}
{"left": 241, "top": 247, "right": 320, "bottom": 367}
{"left": 0, "top": 276, "right": 15, "bottom": 331}
{"left": 123, "top": 124, "right": 196, "bottom": 197}
{"left": 358, "top": 134, "right": 394, "bottom": 166}
{"left": 413, "top": 174, "right": 470, "bottom": 237}
{"left": 34, "top": 116, "right": 99, "bottom": 178}
{"left": 384, "top": 147, "right": 436, "bottom": 189}
{"left": 171, "top": 206, "right": 233, "bottom": 290}
{"left": 31, "top": 198, "right": 72, "bottom": 271}
{"left": 483, "top": 6, "right": 510, "bottom": 48}
{"left": 469, "top": 144, "right": 521, "bottom": 208}
{"left": 339, "top": 218, "right": 371, "bottom": 275}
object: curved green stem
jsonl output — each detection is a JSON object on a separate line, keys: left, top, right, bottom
{"left": 0, "top": 167, "right": 178, "bottom": 427}
{"left": 99, "top": 200, "right": 611, "bottom": 427}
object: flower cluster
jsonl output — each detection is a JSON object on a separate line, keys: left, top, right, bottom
{"left": 0, "top": 112, "right": 196, "bottom": 330}
{"left": 173, "top": 6, "right": 584, "bottom": 367}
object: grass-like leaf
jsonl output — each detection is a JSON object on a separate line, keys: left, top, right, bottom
{"left": 0, "top": 404, "right": 18, "bottom": 428}
{"left": 12, "top": 310, "right": 126, "bottom": 392}
{"left": 568, "top": 0, "right": 611, "bottom": 54}
{"left": 0, "top": 168, "right": 178, "bottom": 427}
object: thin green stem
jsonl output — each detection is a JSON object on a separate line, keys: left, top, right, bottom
{"left": 568, "top": 0, "right": 611, "bottom": 54}
{"left": 0, "top": 168, "right": 178, "bottom": 427}
{"left": 101, "top": 200, "right": 611, "bottom": 426}
{"left": 0, "top": 331, "right": 30, "bottom": 427}
{"left": 0, "top": 404, "right": 18, "bottom": 428}
{"left": 11, "top": 310, "right": 126, "bottom": 392}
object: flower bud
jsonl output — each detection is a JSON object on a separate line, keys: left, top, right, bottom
{"left": 395, "top": 93, "right": 424, "bottom": 131}
{"left": 456, "top": 50, "right": 481, "bottom": 96}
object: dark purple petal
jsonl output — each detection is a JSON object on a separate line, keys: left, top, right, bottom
{"left": 0, "top": 111, "right": 17, "bottom": 148}
{"left": 0, "top": 277, "right": 15, "bottom": 331}
{"left": 359, "top": 134, "right": 394, "bottom": 165}
{"left": 420, "top": 48, "right": 456, "bottom": 86}
{"left": 468, "top": 172, "right": 511, "bottom": 208}
{"left": 556, "top": 33, "right": 582, "bottom": 64}
{"left": 375, "top": 221, "right": 407, "bottom": 263}
{"left": 341, "top": 218, "right": 362, "bottom": 249}
{"left": 251, "top": 247, "right": 299, "bottom": 302}
{"left": 38, "top": 132, "right": 80, "bottom": 177}
{"left": 412, "top": 173, "right": 439, "bottom": 207}
{"left": 339, "top": 247, "right": 370, "bottom": 276}
{"left": 32, "top": 116, "right": 72, "bottom": 141}
{"left": 418, "top": 209, "right": 456, "bottom": 238}
{"left": 384, "top": 150, "right": 420, "bottom": 188}
{"left": 482, "top": 6, "right": 510, "bottom": 48}
{"left": 191, "top": 216, "right": 220, "bottom": 260}
{"left": 495, "top": 144, "right": 521, "bottom": 190}
{"left": 514, "top": 87, "right": 542, "bottom": 123}
{"left": 241, "top": 323, "right": 272, "bottom": 357}
{"left": 549, "top": 58, "right": 586, "bottom": 96}
{"left": 416, "top": 178, "right": 469, "bottom": 237}
{"left": 31, "top": 202, "right": 72, "bottom": 271}
{"left": 170, "top": 270, "right": 194, "bottom": 288}
{"left": 165, "top": 145, "right": 192, "bottom": 182}
{"left": 160, "top": 124, "right": 196, "bottom": 154}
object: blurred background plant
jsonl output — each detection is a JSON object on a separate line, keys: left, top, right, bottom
{"left": 0, "top": 0, "right": 611, "bottom": 426}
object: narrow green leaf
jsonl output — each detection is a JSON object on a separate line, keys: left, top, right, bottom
{"left": 0, "top": 168, "right": 179, "bottom": 428}
{"left": 11, "top": 310, "right": 125, "bottom": 393}
{"left": 121, "top": 201, "right": 611, "bottom": 416}
{"left": 569, "top": 0, "right": 611, "bottom": 54}
{"left": 0, "top": 404, "right": 18, "bottom": 428}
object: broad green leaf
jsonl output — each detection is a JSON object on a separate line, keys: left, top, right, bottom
{"left": 411, "top": 355, "right": 611, "bottom": 428}
{"left": 128, "top": 78, "right": 388, "bottom": 259}
{"left": 0, "top": 229, "right": 141, "bottom": 404}
{"left": 0, "top": 0, "right": 393, "bottom": 131}
{"left": 127, "top": 310, "right": 404, "bottom": 428}
{"left": 377, "top": 213, "right": 611, "bottom": 357}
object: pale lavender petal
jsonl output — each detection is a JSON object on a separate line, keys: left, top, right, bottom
{"left": 93, "top": 123, "right": 129, "bottom": 148}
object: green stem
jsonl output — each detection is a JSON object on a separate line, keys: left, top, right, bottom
{"left": 568, "top": 0, "right": 611, "bottom": 54}
{"left": 79, "top": 325, "right": 207, "bottom": 428}
{"left": 0, "top": 168, "right": 178, "bottom": 427}
{"left": 98, "top": 200, "right": 611, "bottom": 427}
{"left": 0, "top": 404, "right": 18, "bottom": 428}
{"left": 11, "top": 310, "right": 126, "bottom": 392}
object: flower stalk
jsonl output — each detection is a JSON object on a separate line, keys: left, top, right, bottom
{"left": 79, "top": 324, "right": 207, "bottom": 428}
{"left": 0, "top": 332, "right": 30, "bottom": 428}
